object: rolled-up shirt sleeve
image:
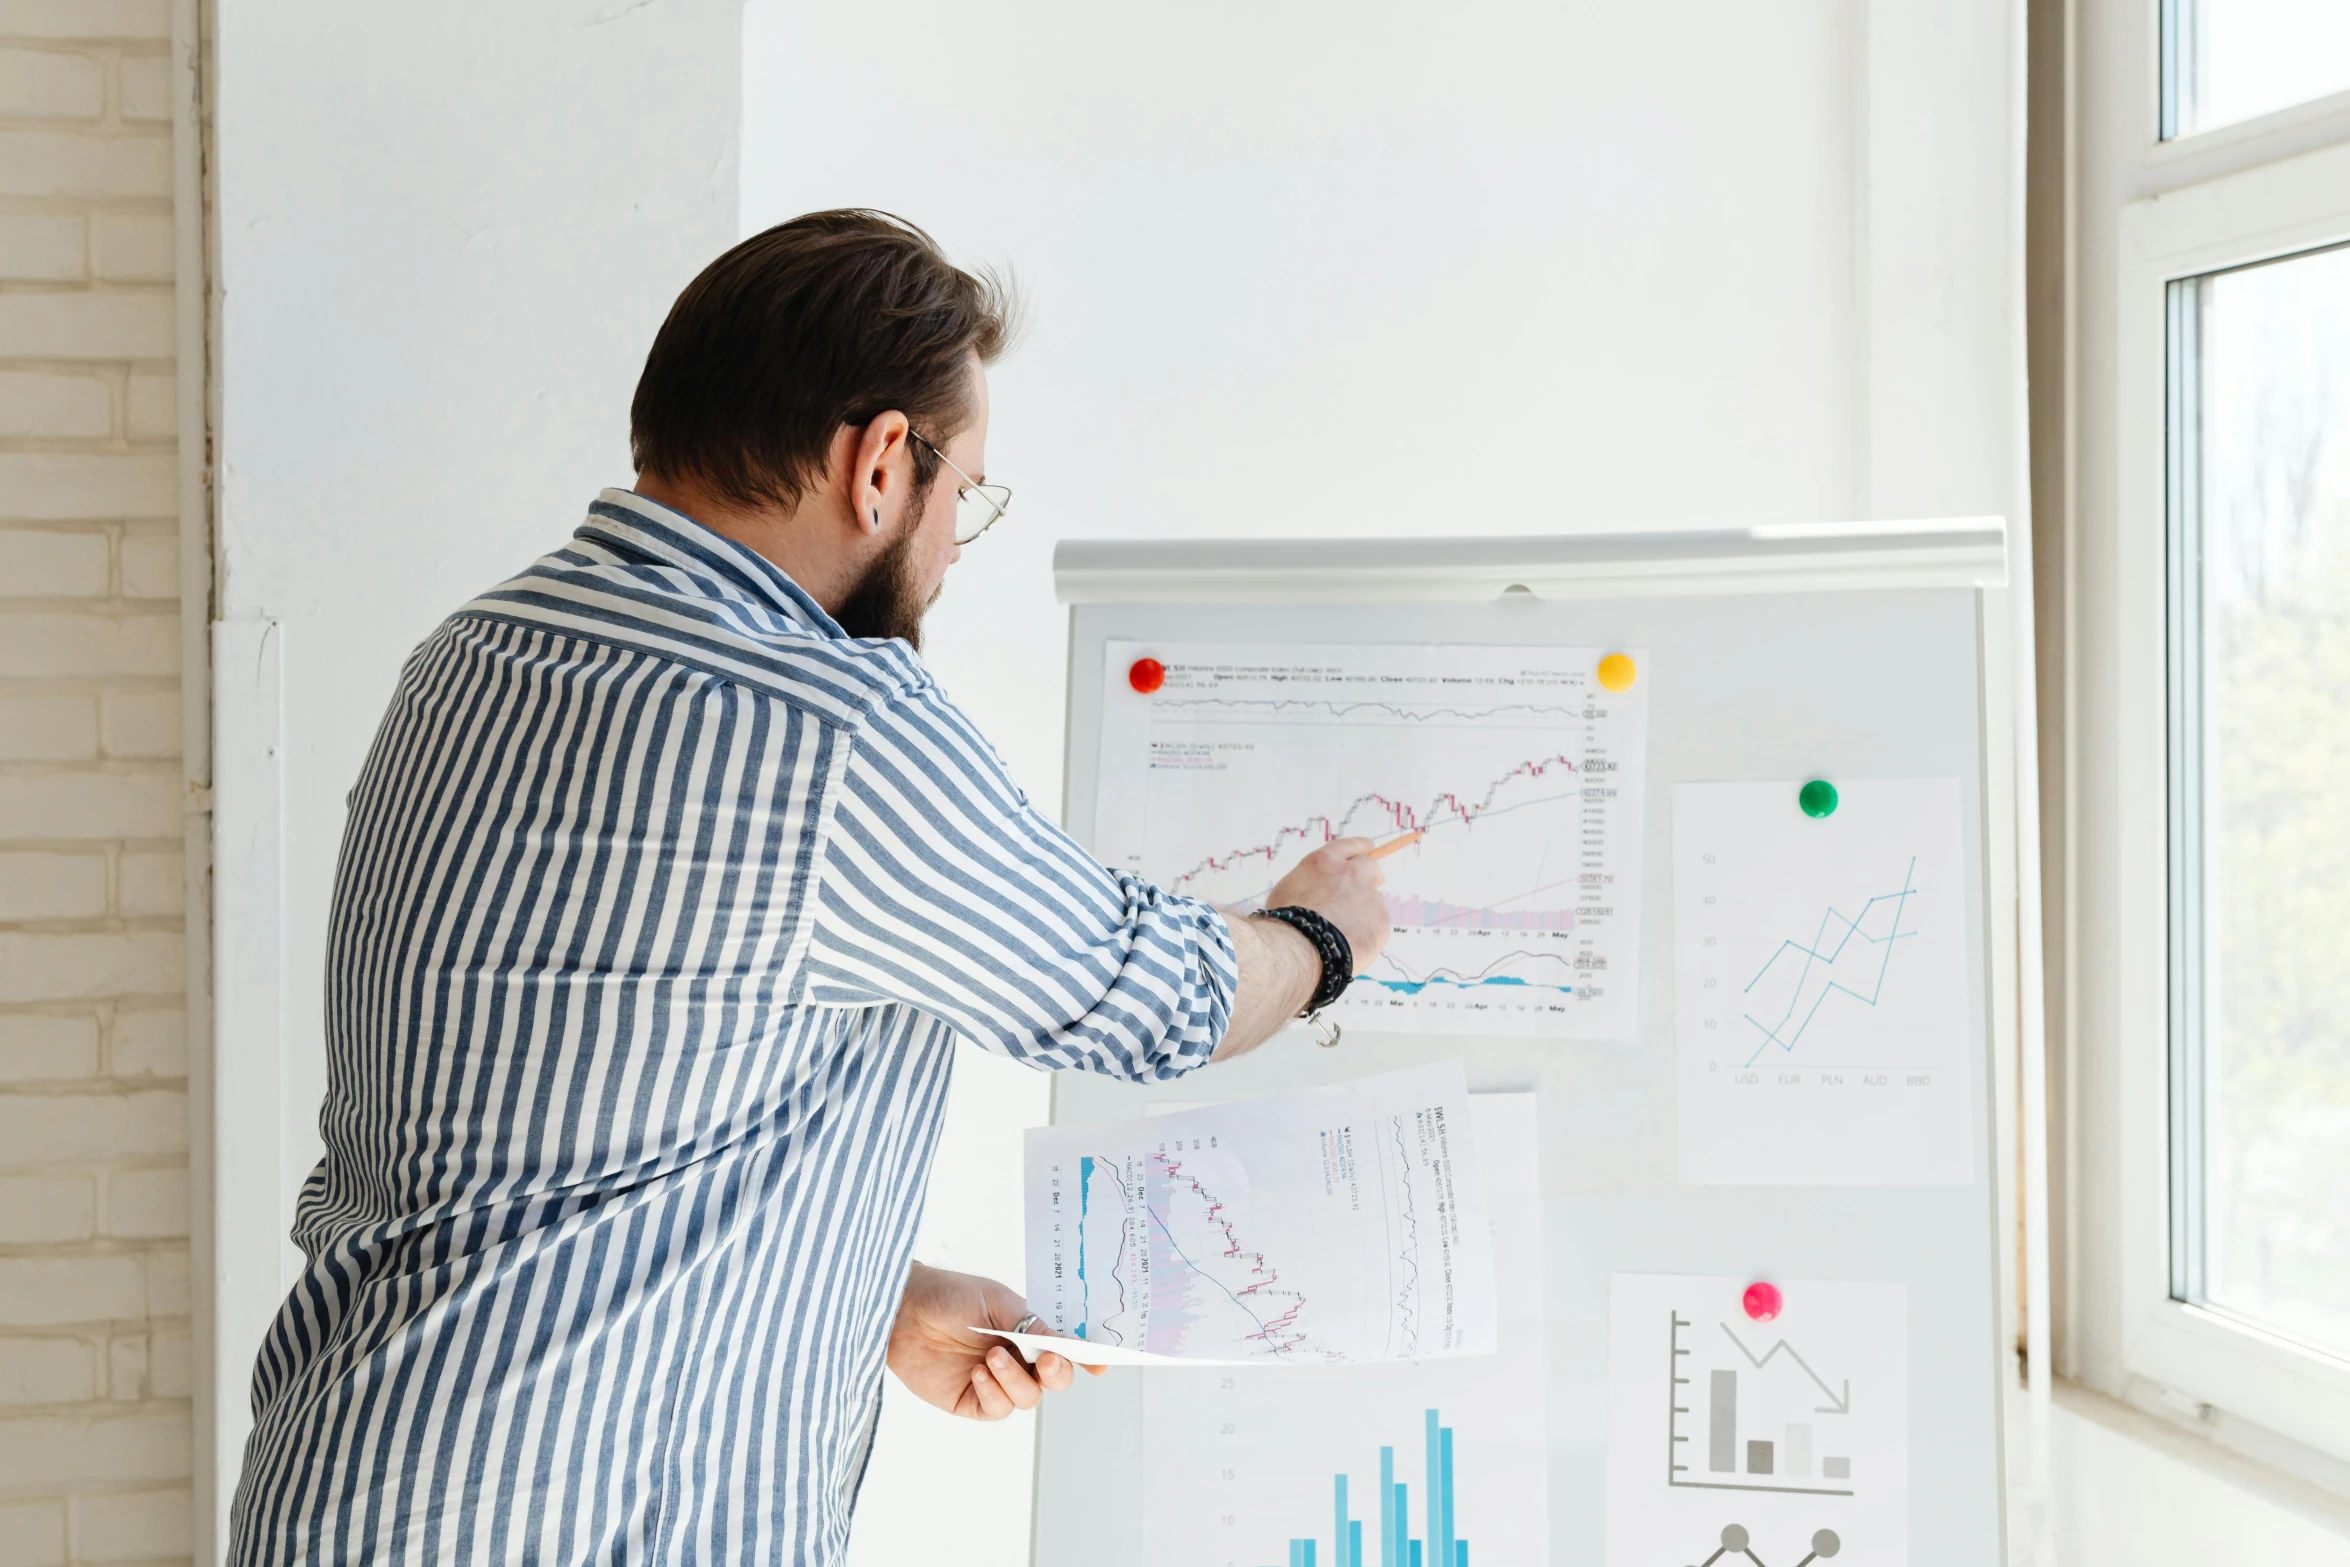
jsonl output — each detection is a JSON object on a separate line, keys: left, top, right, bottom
{"left": 801, "top": 681, "right": 1237, "bottom": 1081}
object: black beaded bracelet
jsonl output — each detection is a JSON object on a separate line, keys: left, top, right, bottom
{"left": 1253, "top": 905, "right": 1354, "bottom": 1015}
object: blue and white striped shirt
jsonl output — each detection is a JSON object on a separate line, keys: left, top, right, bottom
{"left": 230, "top": 490, "right": 1238, "bottom": 1565}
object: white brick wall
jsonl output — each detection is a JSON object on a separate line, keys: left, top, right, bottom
{"left": 0, "top": 2, "right": 192, "bottom": 1561}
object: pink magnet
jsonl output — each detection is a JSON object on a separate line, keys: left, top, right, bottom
{"left": 1743, "top": 1281, "right": 1783, "bottom": 1323}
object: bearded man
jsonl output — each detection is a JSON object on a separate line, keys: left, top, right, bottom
{"left": 227, "top": 209, "right": 1389, "bottom": 1565}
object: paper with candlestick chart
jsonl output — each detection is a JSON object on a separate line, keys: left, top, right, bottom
{"left": 1024, "top": 1063, "right": 1496, "bottom": 1364}
{"left": 1093, "top": 641, "right": 1649, "bottom": 1037}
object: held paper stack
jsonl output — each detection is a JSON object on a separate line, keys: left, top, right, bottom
{"left": 1014, "top": 1063, "right": 1495, "bottom": 1367}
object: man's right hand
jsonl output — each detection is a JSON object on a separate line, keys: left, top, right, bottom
{"left": 1212, "top": 837, "right": 1396, "bottom": 1061}
{"left": 1264, "top": 836, "right": 1393, "bottom": 968}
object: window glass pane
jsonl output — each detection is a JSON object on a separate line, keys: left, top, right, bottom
{"left": 2171, "top": 0, "right": 2350, "bottom": 136}
{"left": 2193, "top": 242, "right": 2350, "bottom": 1357}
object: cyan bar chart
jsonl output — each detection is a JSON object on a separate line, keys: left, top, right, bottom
{"left": 1278, "top": 1412, "right": 1469, "bottom": 1567}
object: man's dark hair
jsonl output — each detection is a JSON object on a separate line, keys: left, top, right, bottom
{"left": 630, "top": 209, "right": 1014, "bottom": 509}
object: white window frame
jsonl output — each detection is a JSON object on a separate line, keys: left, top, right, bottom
{"left": 2157, "top": 0, "right": 2350, "bottom": 148}
{"left": 2112, "top": 131, "right": 2350, "bottom": 1464}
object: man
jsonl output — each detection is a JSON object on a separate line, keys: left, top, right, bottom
{"left": 230, "top": 209, "right": 1390, "bottom": 1565}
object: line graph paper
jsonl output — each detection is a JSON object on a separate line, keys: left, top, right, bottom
{"left": 1739, "top": 857, "right": 1919, "bottom": 1067}
{"left": 1674, "top": 780, "right": 1973, "bottom": 1186}
{"left": 1093, "top": 642, "right": 1649, "bottom": 1038}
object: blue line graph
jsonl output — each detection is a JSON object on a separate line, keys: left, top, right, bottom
{"left": 1739, "top": 859, "right": 1920, "bottom": 1068}
{"left": 1357, "top": 950, "right": 1580, "bottom": 1000}
{"left": 1359, "top": 974, "right": 1570, "bottom": 998}
{"left": 1073, "top": 1155, "right": 1131, "bottom": 1342}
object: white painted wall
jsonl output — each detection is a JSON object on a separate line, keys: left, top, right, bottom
{"left": 739, "top": 1, "right": 2020, "bottom": 1561}
{"left": 205, "top": 1, "right": 742, "bottom": 1550}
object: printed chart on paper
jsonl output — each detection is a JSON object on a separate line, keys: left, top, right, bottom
{"left": 1024, "top": 1064, "right": 1495, "bottom": 1365}
{"left": 1094, "top": 641, "right": 1649, "bottom": 1038}
{"left": 1605, "top": 1273, "right": 1909, "bottom": 1567}
{"left": 1673, "top": 779, "right": 1974, "bottom": 1186}
{"left": 1141, "top": 1096, "right": 1548, "bottom": 1567}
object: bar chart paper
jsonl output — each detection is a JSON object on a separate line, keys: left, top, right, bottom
{"left": 1672, "top": 778, "right": 1974, "bottom": 1185}
{"left": 1142, "top": 1096, "right": 1546, "bottom": 1567}
{"left": 1604, "top": 1273, "right": 1908, "bottom": 1567}
{"left": 1026, "top": 1063, "right": 1496, "bottom": 1363}
{"left": 1094, "top": 641, "right": 1648, "bottom": 1038}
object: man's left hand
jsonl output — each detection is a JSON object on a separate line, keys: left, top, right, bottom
{"left": 887, "top": 1261, "right": 1104, "bottom": 1420}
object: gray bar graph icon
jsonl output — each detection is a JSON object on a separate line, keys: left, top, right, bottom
{"left": 1709, "top": 1372, "right": 1737, "bottom": 1472}
{"left": 1666, "top": 1312, "right": 1856, "bottom": 1499}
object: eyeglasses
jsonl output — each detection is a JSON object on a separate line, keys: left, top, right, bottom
{"left": 908, "top": 429, "right": 1013, "bottom": 545}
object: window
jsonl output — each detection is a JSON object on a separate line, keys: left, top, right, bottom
{"left": 2094, "top": 0, "right": 2350, "bottom": 1461}
{"left": 2167, "top": 243, "right": 2350, "bottom": 1365}
{"left": 2164, "top": 0, "right": 2350, "bottom": 137}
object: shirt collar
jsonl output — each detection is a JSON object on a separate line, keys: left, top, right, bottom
{"left": 579, "top": 487, "right": 849, "bottom": 640}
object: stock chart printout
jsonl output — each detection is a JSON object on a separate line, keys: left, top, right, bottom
{"left": 1605, "top": 1274, "right": 1908, "bottom": 1567}
{"left": 1093, "top": 642, "right": 1649, "bottom": 1038}
{"left": 1672, "top": 779, "right": 1973, "bottom": 1186}
{"left": 1141, "top": 1095, "right": 1547, "bottom": 1567}
{"left": 1025, "top": 1064, "right": 1496, "bottom": 1364}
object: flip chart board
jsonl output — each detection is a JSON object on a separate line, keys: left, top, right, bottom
{"left": 1029, "top": 523, "right": 2012, "bottom": 1567}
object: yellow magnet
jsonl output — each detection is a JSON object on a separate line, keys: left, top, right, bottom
{"left": 1597, "top": 653, "right": 1638, "bottom": 692}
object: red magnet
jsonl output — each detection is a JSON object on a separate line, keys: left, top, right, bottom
{"left": 1742, "top": 1281, "right": 1783, "bottom": 1323}
{"left": 1128, "top": 657, "right": 1166, "bottom": 694}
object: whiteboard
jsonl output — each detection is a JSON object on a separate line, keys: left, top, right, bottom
{"left": 1028, "top": 525, "right": 2010, "bottom": 1567}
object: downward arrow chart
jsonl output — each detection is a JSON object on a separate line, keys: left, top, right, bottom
{"left": 1719, "top": 1323, "right": 1853, "bottom": 1416}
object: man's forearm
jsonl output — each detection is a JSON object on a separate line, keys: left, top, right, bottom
{"left": 1214, "top": 914, "right": 1320, "bottom": 1062}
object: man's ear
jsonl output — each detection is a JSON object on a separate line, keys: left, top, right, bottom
{"left": 848, "top": 411, "right": 912, "bottom": 536}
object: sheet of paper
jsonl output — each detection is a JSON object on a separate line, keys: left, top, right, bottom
{"left": 1140, "top": 1095, "right": 1549, "bottom": 1567}
{"left": 1605, "top": 1273, "right": 1909, "bottom": 1567}
{"left": 1673, "top": 778, "right": 1975, "bottom": 1185}
{"left": 972, "top": 1328, "right": 1253, "bottom": 1369}
{"left": 1093, "top": 641, "right": 1649, "bottom": 1038}
{"left": 1025, "top": 1062, "right": 1496, "bottom": 1363}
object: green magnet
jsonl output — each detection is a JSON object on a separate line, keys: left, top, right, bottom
{"left": 1799, "top": 779, "right": 1839, "bottom": 819}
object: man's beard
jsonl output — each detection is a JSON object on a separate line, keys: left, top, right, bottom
{"left": 834, "top": 526, "right": 939, "bottom": 648}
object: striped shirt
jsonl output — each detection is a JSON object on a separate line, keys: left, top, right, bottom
{"left": 229, "top": 489, "right": 1238, "bottom": 1565}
